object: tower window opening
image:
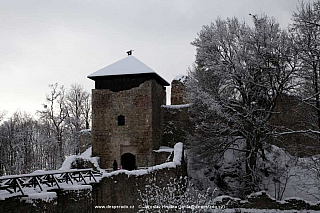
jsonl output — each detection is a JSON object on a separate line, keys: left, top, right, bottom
{"left": 118, "top": 115, "right": 125, "bottom": 126}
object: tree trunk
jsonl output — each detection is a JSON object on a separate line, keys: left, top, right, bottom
{"left": 57, "top": 130, "right": 64, "bottom": 166}
{"left": 313, "top": 61, "right": 320, "bottom": 129}
{"left": 245, "top": 132, "right": 260, "bottom": 193}
{"left": 85, "top": 120, "right": 89, "bottom": 130}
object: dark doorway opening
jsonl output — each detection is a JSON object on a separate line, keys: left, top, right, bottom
{"left": 118, "top": 115, "right": 125, "bottom": 126}
{"left": 121, "top": 153, "right": 136, "bottom": 171}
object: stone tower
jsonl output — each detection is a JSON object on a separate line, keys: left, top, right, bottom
{"left": 171, "top": 75, "right": 188, "bottom": 105}
{"left": 88, "top": 55, "right": 169, "bottom": 170}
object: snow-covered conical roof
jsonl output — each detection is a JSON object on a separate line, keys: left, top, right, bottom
{"left": 87, "top": 56, "right": 169, "bottom": 86}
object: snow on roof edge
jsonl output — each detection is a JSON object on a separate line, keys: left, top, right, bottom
{"left": 87, "top": 56, "right": 170, "bottom": 86}
{"left": 87, "top": 56, "right": 153, "bottom": 77}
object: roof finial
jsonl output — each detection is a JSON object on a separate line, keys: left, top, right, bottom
{"left": 126, "top": 50, "right": 134, "bottom": 56}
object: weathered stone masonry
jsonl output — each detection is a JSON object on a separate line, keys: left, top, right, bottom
{"left": 171, "top": 78, "right": 188, "bottom": 105}
{"left": 91, "top": 79, "right": 166, "bottom": 169}
{"left": 88, "top": 56, "right": 169, "bottom": 169}
{"left": 0, "top": 187, "right": 92, "bottom": 213}
{"left": 92, "top": 157, "right": 187, "bottom": 213}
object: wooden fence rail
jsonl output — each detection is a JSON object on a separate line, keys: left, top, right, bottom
{"left": 0, "top": 169, "right": 101, "bottom": 196}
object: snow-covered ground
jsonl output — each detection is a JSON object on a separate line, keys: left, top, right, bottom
{"left": 0, "top": 143, "right": 183, "bottom": 201}
{"left": 260, "top": 145, "right": 320, "bottom": 202}
{"left": 2, "top": 141, "right": 320, "bottom": 212}
{"left": 188, "top": 141, "right": 320, "bottom": 203}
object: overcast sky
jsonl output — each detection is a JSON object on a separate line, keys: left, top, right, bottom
{"left": 0, "top": 0, "right": 309, "bottom": 119}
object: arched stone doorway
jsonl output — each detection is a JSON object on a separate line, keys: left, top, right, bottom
{"left": 121, "top": 153, "right": 136, "bottom": 171}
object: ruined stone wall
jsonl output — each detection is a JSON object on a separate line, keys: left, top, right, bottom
{"left": 91, "top": 80, "right": 164, "bottom": 169}
{"left": 162, "top": 105, "right": 191, "bottom": 147}
{"left": 92, "top": 161, "right": 187, "bottom": 213}
{"left": 161, "top": 77, "right": 191, "bottom": 147}
{"left": 171, "top": 79, "right": 187, "bottom": 105}
{"left": 269, "top": 94, "right": 320, "bottom": 156}
{"left": 152, "top": 150, "right": 172, "bottom": 166}
{"left": 1, "top": 146, "right": 319, "bottom": 212}
{"left": 2, "top": 181, "right": 319, "bottom": 212}
{"left": 151, "top": 80, "right": 166, "bottom": 151}
{"left": 0, "top": 187, "right": 92, "bottom": 213}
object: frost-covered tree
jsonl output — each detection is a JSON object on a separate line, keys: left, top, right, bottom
{"left": 291, "top": 0, "right": 320, "bottom": 129}
{"left": 0, "top": 112, "right": 55, "bottom": 175}
{"left": 138, "top": 177, "right": 222, "bottom": 213}
{"left": 187, "top": 15, "right": 298, "bottom": 193}
{"left": 301, "top": 155, "right": 320, "bottom": 200}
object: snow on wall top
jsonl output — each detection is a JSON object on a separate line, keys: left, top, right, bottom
{"left": 102, "top": 142, "right": 183, "bottom": 177}
{"left": 173, "top": 74, "right": 187, "bottom": 82}
{"left": 79, "top": 129, "right": 91, "bottom": 133}
{"left": 161, "top": 103, "right": 192, "bottom": 109}
{"left": 57, "top": 143, "right": 183, "bottom": 179}
{"left": 21, "top": 192, "right": 57, "bottom": 203}
{"left": 87, "top": 56, "right": 169, "bottom": 85}
{"left": 153, "top": 146, "right": 174, "bottom": 153}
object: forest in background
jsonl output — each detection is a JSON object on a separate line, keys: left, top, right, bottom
{"left": 0, "top": 83, "right": 91, "bottom": 176}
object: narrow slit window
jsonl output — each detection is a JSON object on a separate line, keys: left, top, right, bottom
{"left": 118, "top": 115, "right": 125, "bottom": 126}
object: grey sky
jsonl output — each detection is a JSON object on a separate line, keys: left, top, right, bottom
{"left": 0, "top": 0, "right": 306, "bottom": 118}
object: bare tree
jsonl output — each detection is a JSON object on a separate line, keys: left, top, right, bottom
{"left": 66, "top": 83, "right": 91, "bottom": 132}
{"left": 83, "top": 94, "right": 91, "bottom": 130}
{"left": 0, "top": 83, "right": 91, "bottom": 175}
{"left": 38, "top": 83, "right": 68, "bottom": 165}
{"left": 0, "top": 110, "right": 6, "bottom": 175}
